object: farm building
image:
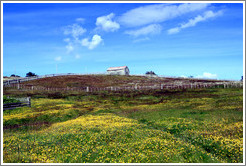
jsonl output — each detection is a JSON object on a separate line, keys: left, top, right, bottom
{"left": 107, "top": 66, "right": 130, "bottom": 75}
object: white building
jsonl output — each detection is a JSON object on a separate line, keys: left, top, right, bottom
{"left": 107, "top": 66, "right": 130, "bottom": 75}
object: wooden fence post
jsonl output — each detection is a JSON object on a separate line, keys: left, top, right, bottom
{"left": 28, "top": 97, "right": 31, "bottom": 107}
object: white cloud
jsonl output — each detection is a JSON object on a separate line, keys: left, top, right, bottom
{"left": 63, "top": 23, "right": 86, "bottom": 40}
{"left": 125, "top": 24, "right": 162, "bottom": 37}
{"left": 55, "top": 56, "right": 62, "bottom": 61}
{"left": 196, "top": 72, "right": 218, "bottom": 79}
{"left": 168, "top": 10, "right": 223, "bottom": 34}
{"left": 167, "top": 27, "right": 181, "bottom": 35}
{"left": 81, "top": 34, "right": 103, "bottom": 50}
{"left": 75, "top": 54, "right": 81, "bottom": 59}
{"left": 65, "top": 44, "right": 74, "bottom": 53}
{"left": 63, "top": 38, "right": 74, "bottom": 53}
{"left": 62, "top": 22, "right": 102, "bottom": 52}
{"left": 181, "top": 10, "right": 223, "bottom": 28}
{"left": 133, "top": 37, "right": 150, "bottom": 43}
{"left": 63, "top": 38, "right": 70, "bottom": 42}
{"left": 96, "top": 13, "right": 120, "bottom": 32}
{"left": 119, "top": 3, "right": 210, "bottom": 27}
{"left": 76, "top": 18, "right": 85, "bottom": 23}
{"left": 180, "top": 75, "right": 188, "bottom": 78}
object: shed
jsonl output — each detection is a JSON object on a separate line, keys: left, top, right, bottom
{"left": 107, "top": 66, "right": 130, "bottom": 75}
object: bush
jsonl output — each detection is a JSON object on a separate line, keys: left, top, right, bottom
{"left": 3, "top": 96, "right": 20, "bottom": 104}
{"left": 10, "top": 74, "right": 20, "bottom": 77}
{"left": 146, "top": 71, "right": 156, "bottom": 75}
{"left": 26, "top": 72, "right": 37, "bottom": 77}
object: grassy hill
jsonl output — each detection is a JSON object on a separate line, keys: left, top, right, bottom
{"left": 3, "top": 74, "right": 243, "bottom": 163}
{"left": 19, "top": 75, "right": 226, "bottom": 88}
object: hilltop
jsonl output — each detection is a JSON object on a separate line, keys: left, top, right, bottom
{"left": 19, "top": 74, "right": 226, "bottom": 88}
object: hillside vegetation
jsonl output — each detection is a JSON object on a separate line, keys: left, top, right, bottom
{"left": 3, "top": 87, "right": 243, "bottom": 163}
{"left": 19, "top": 75, "right": 225, "bottom": 88}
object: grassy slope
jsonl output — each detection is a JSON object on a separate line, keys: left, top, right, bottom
{"left": 19, "top": 75, "right": 224, "bottom": 88}
{"left": 3, "top": 88, "right": 243, "bottom": 163}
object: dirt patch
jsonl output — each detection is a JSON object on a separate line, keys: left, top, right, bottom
{"left": 3, "top": 121, "right": 51, "bottom": 130}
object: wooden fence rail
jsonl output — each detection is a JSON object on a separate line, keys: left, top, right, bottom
{"left": 3, "top": 73, "right": 107, "bottom": 86}
{"left": 3, "top": 82, "right": 243, "bottom": 93}
{"left": 3, "top": 97, "right": 31, "bottom": 111}
{"left": 3, "top": 73, "right": 241, "bottom": 87}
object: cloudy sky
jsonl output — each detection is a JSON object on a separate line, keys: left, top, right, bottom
{"left": 2, "top": 2, "right": 244, "bottom": 80}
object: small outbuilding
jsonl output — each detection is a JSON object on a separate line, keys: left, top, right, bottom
{"left": 107, "top": 66, "right": 130, "bottom": 75}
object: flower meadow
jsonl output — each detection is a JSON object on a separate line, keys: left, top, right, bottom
{"left": 3, "top": 88, "right": 243, "bottom": 163}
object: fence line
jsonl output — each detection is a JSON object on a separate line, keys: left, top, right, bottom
{"left": 3, "top": 73, "right": 241, "bottom": 87}
{"left": 3, "top": 97, "right": 31, "bottom": 111}
{"left": 3, "top": 81, "right": 243, "bottom": 93}
{"left": 3, "top": 73, "right": 108, "bottom": 86}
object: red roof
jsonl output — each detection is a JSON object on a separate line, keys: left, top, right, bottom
{"left": 107, "top": 66, "right": 127, "bottom": 71}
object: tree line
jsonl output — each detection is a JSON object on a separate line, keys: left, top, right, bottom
{"left": 8, "top": 72, "right": 37, "bottom": 78}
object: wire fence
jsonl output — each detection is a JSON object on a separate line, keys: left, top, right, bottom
{"left": 3, "top": 73, "right": 109, "bottom": 86}
{"left": 3, "top": 72, "right": 241, "bottom": 86}
{"left": 4, "top": 81, "right": 243, "bottom": 93}
{"left": 3, "top": 97, "right": 31, "bottom": 111}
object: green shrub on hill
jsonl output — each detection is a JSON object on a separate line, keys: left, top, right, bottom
{"left": 3, "top": 96, "right": 20, "bottom": 104}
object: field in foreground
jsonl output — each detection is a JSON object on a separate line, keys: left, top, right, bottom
{"left": 3, "top": 88, "right": 243, "bottom": 163}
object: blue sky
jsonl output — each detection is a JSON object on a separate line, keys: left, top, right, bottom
{"left": 2, "top": 2, "right": 244, "bottom": 80}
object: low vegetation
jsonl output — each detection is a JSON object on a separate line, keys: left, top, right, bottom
{"left": 18, "top": 75, "right": 225, "bottom": 88}
{"left": 3, "top": 87, "right": 243, "bottom": 163}
{"left": 3, "top": 96, "right": 20, "bottom": 104}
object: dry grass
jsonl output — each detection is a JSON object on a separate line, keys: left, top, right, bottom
{"left": 20, "top": 75, "right": 225, "bottom": 88}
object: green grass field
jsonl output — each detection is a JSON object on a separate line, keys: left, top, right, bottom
{"left": 3, "top": 88, "right": 243, "bottom": 163}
